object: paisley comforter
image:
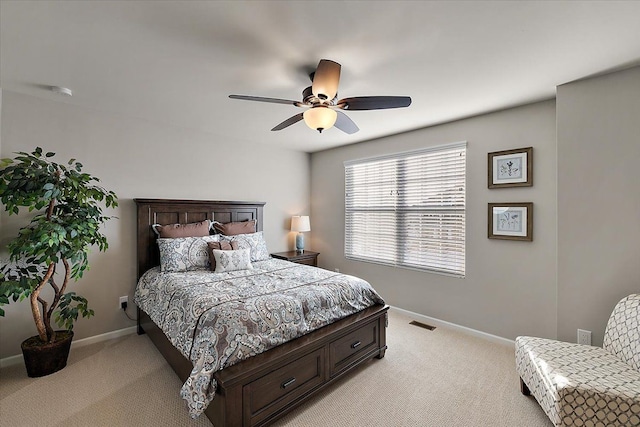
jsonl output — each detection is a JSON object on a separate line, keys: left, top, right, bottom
{"left": 134, "top": 258, "right": 384, "bottom": 418}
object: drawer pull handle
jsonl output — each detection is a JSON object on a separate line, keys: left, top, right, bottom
{"left": 281, "top": 377, "right": 296, "bottom": 389}
{"left": 351, "top": 341, "right": 362, "bottom": 349}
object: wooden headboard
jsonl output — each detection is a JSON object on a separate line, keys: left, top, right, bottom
{"left": 134, "top": 198, "right": 265, "bottom": 279}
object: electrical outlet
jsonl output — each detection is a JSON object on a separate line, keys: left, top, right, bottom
{"left": 119, "top": 296, "right": 128, "bottom": 310}
{"left": 577, "top": 329, "right": 592, "bottom": 346}
{"left": 334, "top": 268, "right": 340, "bottom": 273}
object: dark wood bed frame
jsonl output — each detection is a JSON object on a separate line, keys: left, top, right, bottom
{"left": 135, "top": 198, "right": 388, "bottom": 427}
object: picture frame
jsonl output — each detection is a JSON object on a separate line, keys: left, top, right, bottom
{"left": 488, "top": 202, "right": 533, "bottom": 241}
{"left": 488, "top": 147, "right": 532, "bottom": 188}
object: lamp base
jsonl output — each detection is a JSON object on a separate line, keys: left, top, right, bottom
{"left": 295, "top": 232, "right": 305, "bottom": 252}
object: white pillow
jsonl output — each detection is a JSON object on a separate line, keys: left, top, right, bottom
{"left": 213, "top": 248, "right": 253, "bottom": 273}
{"left": 221, "top": 231, "right": 270, "bottom": 262}
{"left": 157, "top": 235, "right": 221, "bottom": 272}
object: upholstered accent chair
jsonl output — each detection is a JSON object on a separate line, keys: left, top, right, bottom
{"left": 516, "top": 294, "right": 640, "bottom": 427}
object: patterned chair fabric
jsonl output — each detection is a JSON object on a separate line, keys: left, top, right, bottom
{"left": 515, "top": 294, "right": 640, "bottom": 427}
{"left": 603, "top": 294, "right": 640, "bottom": 371}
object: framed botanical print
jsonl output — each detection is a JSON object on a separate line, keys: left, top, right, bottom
{"left": 488, "top": 147, "right": 532, "bottom": 188}
{"left": 488, "top": 202, "right": 533, "bottom": 241}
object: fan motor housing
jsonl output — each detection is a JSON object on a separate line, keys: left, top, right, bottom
{"left": 302, "top": 86, "right": 337, "bottom": 106}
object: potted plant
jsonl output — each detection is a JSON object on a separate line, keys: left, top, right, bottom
{"left": 0, "top": 147, "right": 117, "bottom": 377}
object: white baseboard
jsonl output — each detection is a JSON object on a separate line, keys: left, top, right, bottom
{"left": 389, "top": 305, "right": 515, "bottom": 347}
{"left": 0, "top": 326, "right": 137, "bottom": 368}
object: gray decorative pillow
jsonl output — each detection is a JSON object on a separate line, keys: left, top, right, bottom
{"left": 221, "top": 231, "right": 270, "bottom": 262}
{"left": 207, "top": 240, "right": 239, "bottom": 271}
{"left": 158, "top": 235, "right": 221, "bottom": 272}
{"left": 213, "top": 248, "right": 253, "bottom": 273}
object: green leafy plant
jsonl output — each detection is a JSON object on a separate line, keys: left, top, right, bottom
{"left": 0, "top": 147, "right": 117, "bottom": 344}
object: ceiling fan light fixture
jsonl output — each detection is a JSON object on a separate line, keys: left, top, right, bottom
{"left": 303, "top": 107, "right": 337, "bottom": 133}
{"left": 230, "top": 58, "right": 410, "bottom": 134}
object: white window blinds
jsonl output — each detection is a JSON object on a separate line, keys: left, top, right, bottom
{"left": 344, "top": 142, "right": 466, "bottom": 277}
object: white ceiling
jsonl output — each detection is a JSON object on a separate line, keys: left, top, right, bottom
{"left": 2, "top": 1, "right": 640, "bottom": 153}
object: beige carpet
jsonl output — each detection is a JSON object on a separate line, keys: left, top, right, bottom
{"left": 0, "top": 311, "right": 552, "bottom": 427}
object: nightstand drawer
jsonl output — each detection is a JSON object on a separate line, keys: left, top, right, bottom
{"left": 293, "top": 256, "right": 316, "bottom": 266}
{"left": 329, "top": 320, "right": 379, "bottom": 377}
{"left": 243, "top": 348, "right": 325, "bottom": 425}
{"left": 271, "top": 251, "right": 319, "bottom": 267}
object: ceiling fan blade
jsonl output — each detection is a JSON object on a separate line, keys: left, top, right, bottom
{"left": 229, "top": 94, "right": 302, "bottom": 107}
{"left": 312, "top": 59, "right": 341, "bottom": 101}
{"left": 271, "top": 113, "right": 304, "bottom": 131}
{"left": 334, "top": 110, "right": 359, "bottom": 134}
{"left": 337, "top": 96, "right": 412, "bottom": 110}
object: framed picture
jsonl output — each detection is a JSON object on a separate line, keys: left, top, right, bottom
{"left": 488, "top": 147, "right": 532, "bottom": 188}
{"left": 488, "top": 202, "right": 533, "bottom": 241}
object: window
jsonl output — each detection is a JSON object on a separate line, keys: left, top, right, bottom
{"left": 344, "top": 142, "right": 466, "bottom": 277}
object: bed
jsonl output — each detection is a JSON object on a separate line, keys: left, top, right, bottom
{"left": 134, "top": 198, "right": 389, "bottom": 427}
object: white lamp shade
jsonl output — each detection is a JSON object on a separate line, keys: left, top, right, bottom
{"left": 303, "top": 107, "right": 337, "bottom": 132}
{"left": 291, "top": 216, "right": 311, "bottom": 232}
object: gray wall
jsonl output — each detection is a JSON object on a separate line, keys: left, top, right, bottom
{"left": 0, "top": 91, "right": 310, "bottom": 358}
{"left": 311, "top": 100, "right": 558, "bottom": 341}
{"left": 557, "top": 66, "right": 640, "bottom": 346}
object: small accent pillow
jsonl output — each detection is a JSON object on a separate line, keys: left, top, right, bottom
{"left": 221, "top": 231, "right": 270, "bottom": 262}
{"left": 158, "top": 235, "right": 220, "bottom": 272}
{"left": 207, "top": 240, "right": 239, "bottom": 271}
{"left": 212, "top": 219, "right": 257, "bottom": 236}
{"left": 153, "top": 220, "right": 211, "bottom": 238}
{"left": 212, "top": 248, "right": 253, "bottom": 273}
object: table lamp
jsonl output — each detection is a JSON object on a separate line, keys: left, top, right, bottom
{"left": 291, "top": 216, "right": 310, "bottom": 252}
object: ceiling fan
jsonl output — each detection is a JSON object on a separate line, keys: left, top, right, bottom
{"left": 229, "top": 59, "right": 412, "bottom": 134}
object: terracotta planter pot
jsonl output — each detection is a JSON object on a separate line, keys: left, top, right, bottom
{"left": 21, "top": 330, "right": 73, "bottom": 377}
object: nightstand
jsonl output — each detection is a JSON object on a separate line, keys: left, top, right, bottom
{"left": 271, "top": 250, "right": 319, "bottom": 267}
